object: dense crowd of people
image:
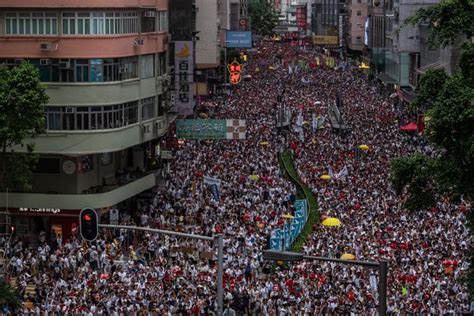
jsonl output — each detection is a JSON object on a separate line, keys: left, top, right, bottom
{"left": 1, "top": 40, "right": 471, "bottom": 314}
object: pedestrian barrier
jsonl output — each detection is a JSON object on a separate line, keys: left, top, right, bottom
{"left": 269, "top": 150, "right": 319, "bottom": 252}
{"left": 269, "top": 199, "right": 308, "bottom": 250}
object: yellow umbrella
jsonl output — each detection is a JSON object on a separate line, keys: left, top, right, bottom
{"left": 282, "top": 213, "right": 294, "bottom": 220}
{"left": 260, "top": 141, "right": 269, "bottom": 146}
{"left": 249, "top": 174, "right": 260, "bottom": 181}
{"left": 268, "top": 66, "right": 275, "bottom": 70}
{"left": 198, "top": 112, "right": 208, "bottom": 119}
{"left": 359, "top": 144, "right": 369, "bottom": 151}
{"left": 320, "top": 175, "right": 332, "bottom": 180}
{"left": 340, "top": 253, "right": 355, "bottom": 260}
{"left": 322, "top": 217, "right": 341, "bottom": 226}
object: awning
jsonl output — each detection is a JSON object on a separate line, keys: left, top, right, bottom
{"left": 416, "top": 59, "right": 448, "bottom": 74}
{"left": 400, "top": 122, "right": 418, "bottom": 132}
{"left": 376, "top": 73, "right": 397, "bottom": 84}
{"left": 399, "top": 88, "right": 416, "bottom": 103}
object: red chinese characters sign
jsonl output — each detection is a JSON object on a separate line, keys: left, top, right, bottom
{"left": 228, "top": 59, "right": 242, "bottom": 85}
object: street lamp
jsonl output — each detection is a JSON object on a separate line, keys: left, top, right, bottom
{"left": 263, "top": 249, "right": 388, "bottom": 316}
{"left": 282, "top": 213, "right": 294, "bottom": 251}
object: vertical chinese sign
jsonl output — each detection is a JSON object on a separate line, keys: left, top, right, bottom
{"left": 174, "top": 41, "right": 194, "bottom": 116}
{"left": 296, "top": 5, "right": 307, "bottom": 33}
{"left": 228, "top": 59, "right": 242, "bottom": 85}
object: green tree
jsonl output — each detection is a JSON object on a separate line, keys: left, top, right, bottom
{"left": 0, "top": 283, "right": 21, "bottom": 312}
{"left": 248, "top": 0, "right": 279, "bottom": 37}
{"left": 0, "top": 62, "right": 48, "bottom": 192}
{"left": 404, "top": 0, "right": 474, "bottom": 47}
{"left": 393, "top": 0, "right": 474, "bottom": 298}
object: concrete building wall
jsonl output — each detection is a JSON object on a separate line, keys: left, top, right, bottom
{"left": 196, "top": 0, "right": 219, "bottom": 67}
{"left": 348, "top": 0, "right": 368, "bottom": 51}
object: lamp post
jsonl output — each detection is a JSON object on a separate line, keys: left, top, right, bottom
{"left": 263, "top": 250, "right": 388, "bottom": 316}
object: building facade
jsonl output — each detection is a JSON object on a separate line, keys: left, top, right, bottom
{"left": 196, "top": 0, "right": 220, "bottom": 96}
{"left": 347, "top": 0, "right": 368, "bottom": 52}
{"left": 0, "top": 0, "right": 170, "bottom": 241}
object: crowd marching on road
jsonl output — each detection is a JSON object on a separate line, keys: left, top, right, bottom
{"left": 1, "top": 40, "right": 471, "bottom": 315}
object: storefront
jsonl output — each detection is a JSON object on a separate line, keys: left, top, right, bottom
{"left": 8, "top": 208, "right": 80, "bottom": 244}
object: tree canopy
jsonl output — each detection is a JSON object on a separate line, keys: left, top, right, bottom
{"left": 391, "top": 0, "right": 474, "bottom": 210}
{"left": 392, "top": 0, "right": 474, "bottom": 297}
{"left": 404, "top": 0, "right": 474, "bottom": 47}
{"left": 0, "top": 62, "right": 48, "bottom": 192}
{"left": 248, "top": 0, "right": 279, "bottom": 37}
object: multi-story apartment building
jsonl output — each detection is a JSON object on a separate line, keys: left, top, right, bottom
{"left": 196, "top": 0, "right": 220, "bottom": 96}
{"left": 347, "top": 0, "right": 368, "bottom": 52}
{"left": 0, "top": 0, "right": 170, "bottom": 242}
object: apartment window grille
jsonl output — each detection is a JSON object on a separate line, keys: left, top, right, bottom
{"left": 157, "top": 11, "right": 168, "bottom": 31}
{"left": 141, "top": 97, "right": 156, "bottom": 120}
{"left": 6, "top": 12, "right": 57, "bottom": 35}
{"left": 62, "top": 12, "right": 137, "bottom": 35}
{"left": 44, "top": 101, "right": 140, "bottom": 131}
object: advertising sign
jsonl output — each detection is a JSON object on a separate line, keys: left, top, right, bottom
{"left": 296, "top": 5, "right": 307, "bottom": 31}
{"left": 312, "top": 36, "right": 338, "bottom": 45}
{"left": 339, "top": 15, "right": 344, "bottom": 48}
{"left": 226, "top": 31, "right": 252, "bottom": 48}
{"left": 174, "top": 41, "right": 194, "bottom": 116}
{"left": 176, "top": 119, "right": 246, "bottom": 140}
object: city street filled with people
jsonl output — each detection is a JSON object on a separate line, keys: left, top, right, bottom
{"left": 2, "top": 40, "right": 471, "bottom": 314}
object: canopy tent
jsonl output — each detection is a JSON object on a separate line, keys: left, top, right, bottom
{"left": 400, "top": 122, "right": 418, "bottom": 132}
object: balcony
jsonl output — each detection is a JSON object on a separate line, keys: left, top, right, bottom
{"left": 0, "top": 34, "right": 167, "bottom": 59}
{"left": 0, "top": 172, "right": 157, "bottom": 210}
{"left": 13, "top": 115, "right": 169, "bottom": 155}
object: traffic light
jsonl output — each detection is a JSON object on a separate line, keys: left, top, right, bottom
{"left": 79, "top": 208, "right": 98, "bottom": 241}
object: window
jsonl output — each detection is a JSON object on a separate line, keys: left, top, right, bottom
{"left": 33, "top": 158, "right": 60, "bottom": 174}
{"left": 356, "top": 36, "right": 362, "bottom": 44}
{"left": 79, "top": 156, "right": 94, "bottom": 173}
{"left": 158, "top": 52, "right": 167, "bottom": 76}
{"left": 141, "top": 97, "right": 156, "bottom": 120}
{"left": 141, "top": 11, "right": 156, "bottom": 32}
{"left": 357, "top": 10, "right": 362, "bottom": 16}
{"left": 5, "top": 12, "right": 57, "bottom": 35}
{"left": 120, "top": 56, "right": 138, "bottom": 80}
{"left": 62, "top": 12, "right": 137, "bottom": 35}
{"left": 140, "top": 54, "right": 155, "bottom": 79}
{"left": 44, "top": 102, "right": 139, "bottom": 131}
{"left": 103, "top": 58, "right": 119, "bottom": 81}
{"left": 157, "top": 11, "right": 168, "bottom": 31}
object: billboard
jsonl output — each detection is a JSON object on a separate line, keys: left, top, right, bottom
{"left": 312, "top": 36, "right": 338, "bottom": 45}
{"left": 226, "top": 31, "right": 252, "bottom": 48}
{"left": 296, "top": 5, "right": 307, "bottom": 31}
{"left": 176, "top": 119, "right": 246, "bottom": 140}
{"left": 174, "top": 41, "right": 194, "bottom": 116}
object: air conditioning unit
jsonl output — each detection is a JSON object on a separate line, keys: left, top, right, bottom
{"left": 59, "top": 61, "right": 71, "bottom": 68}
{"left": 40, "top": 43, "right": 53, "bottom": 50}
{"left": 144, "top": 11, "right": 156, "bottom": 18}
{"left": 119, "top": 66, "right": 130, "bottom": 74}
{"left": 133, "top": 38, "right": 144, "bottom": 46}
{"left": 40, "top": 59, "right": 51, "bottom": 66}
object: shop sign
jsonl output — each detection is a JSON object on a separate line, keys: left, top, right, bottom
{"left": 174, "top": 41, "right": 194, "bottom": 116}
{"left": 19, "top": 207, "right": 61, "bottom": 214}
{"left": 312, "top": 36, "right": 338, "bottom": 45}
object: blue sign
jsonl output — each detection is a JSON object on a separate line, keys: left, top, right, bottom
{"left": 269, "top": 199, "right": 309, "bottom": 251}
{"left": 226, "top": 31, "right": 252, "bottom": 48}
